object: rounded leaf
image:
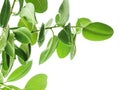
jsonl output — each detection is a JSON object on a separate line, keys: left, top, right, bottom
{"left": 82, "top": 22, "right": 114, "bottom": 41}
{"left": 24, "top": 74, "right": 47, "bottom": 90}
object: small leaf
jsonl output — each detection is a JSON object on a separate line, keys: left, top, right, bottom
{"left": 76, "top": 18, "right": 91, "bottom": 33}
{"left": 70, "top": 44, "right": 76, "bottom": 60}
{"left": 45, "top": 18, "right": 53, "bottom": 27}
{"left": 0, "top": 0, "right": 11, "bottom": 27}
{"left": 2, "top": 51, "right": 14, "bottom": 77}
{"left": 13, "top": 27, "right": 32, "bottom": 43}
{"left": 82, "top": 22, "right": 114, "bottom": 41}
{"left": 40, "top": 36, "right": 59, "bottom": 64}
{"left": 24, "top": 74, "right": 47, "bottom": 90}
{"left": 5, "top": 33, "right": 15, "bottom": 57}
{"left": 25, "top": 0, "right": 48, "bottom": 13}
{"left": 56, "top": 0, "right": 69, "bottom": 26}
{"left": 15, "top": 45, "right": 28, "bottom": 64}
{"left": 38, "top": 24, "right": 45, "bottom": 47}
{"left": 0, "top": 28, "right": 8, "bottom": 53}
{"left": 56, "top": 40, "right": 71, "bottom": 58}
{"left": 7, "top": 61, "right": 32, "bottom": 82}
{"left": 20, "top": 3, "right": 37, "bottom": 24}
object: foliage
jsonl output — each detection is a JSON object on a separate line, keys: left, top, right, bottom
{"left": 0, "top": 0, "right": 114, "bottom": 89}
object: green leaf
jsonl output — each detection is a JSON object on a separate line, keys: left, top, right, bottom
{"left": 56, "top": 40, "right": 71, "bottom": 58}
{"left": 0, "top": 0, "right": 11, "bottom": 27}
{"left": 40, "top": 36, "right": 59, "bottom": 64}
{"left": 18, "top": 0, "right": 24, "bottom": 14}
{"left": 24, "top": 74, "right": 47, "bottom": 90}
{"left": 7, "top": 61, "right": 32, "bottom": 82}
{"left": 0, "top": 72, "right": 3, "bottom": 83}
{"left": 70, "top": 44, "right": 76, "bottom": 60}
{"left": 20, "top": 3, "right": 37, "bottom": 24}
{"left": 56, "top": 0, "right": 69, "bottom": 26}
{"left": 0, "top": 28, "right": 8, "bottom": 53}
{"left": 15, "top": 45, "right": 28, "bottom": 64}
{"left": 76, "top": 18, "right": 91, "bottom": 33}
{"left": 5, "top": 33, "right": 15, "bottom": 57}
{"left": 2, "top": 87, "right": 10, "bottom": 90}
{"left": 18, "top": 18, "right": 38, "bottom": 45}
{"left": 58, "top": 23, "right": 72, "bottom": 45}
{"left": 13, "top": 27, "right": 32, "bottom": 43}
{"left": 45, "top": 18, "right": 53, "bottom": 27}
{"left": 38, "top": 24, "right": 45, "bottom": 47}
{"left": 2, "top": 51, "right": 14, "bottom": 77}
{"left": 82, "top": 22, "right": 114, "bottom": 41}
{"left": 25, "top": 0, "right": 48, "bottom": 13}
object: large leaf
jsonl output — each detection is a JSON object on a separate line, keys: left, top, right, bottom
{"left": 13, "top": 27, "right": 32, "bottom": 43}
{"left": 18, "top": 18, "right": 38, "bottom": 45}
{"left": 7, "top": 61, "right": 32, "bottom": 82}
{"left": 0, "top": 0, "right": 10, "bottom": 27}
{"left": 82, "top": 22, "right": 114, "bottom": 41}
{"left": 15, "top": 45, "right": 28, "bottom": 64}
{"left": 56, "top": 40, "right": 71, "bottom": 58}
{"left": 2, "top": 51, "right": 14, "bottom": 77}
{"left": 25, "top": 0, "right": 48, "bottom": 13}
{"left": 38, "top": 24, "right": 45, "bottom": 47}
{"left": 20, "top": 3, "right": 37, "bottom": 24}
{"left": 0, "top": 28, "right": 8, "bottom": 53}
{"left": 5, "top": 33, "right": 15, "bottom": 57}
{"left": 76, "top": 18, "right": 91, "bottom": 34}
{"left": 56, "top": 0, "right": 69, "bottom": 26}
{"left": 24, "top": 74, "right": 47, "bottom": 90}
{"left": 40, "top": 36, "right": 59, "bottom": 64}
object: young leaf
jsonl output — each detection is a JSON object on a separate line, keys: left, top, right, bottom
{"left": 13, "top": 27, "right": 32, "bottom": 43}
{"left": 38, "top": 24, "right": 45, "bottom": 47}
{"left": 70, "top": 44, "right": 76, "bottom": 60}
{"left": 82, "top": 22, "right": 114, "bottom": 41}
{"left": 0, "top": 0, "right": 11, "bottom": 27}
{"left": 5, "top": 33, "right": 15, "bottom": 57}
{"left": 76, "top": 18, "right": 91, "bottom": 33}
{"left": 18, "top": 18, "right": 38, "bottom": 45}
{"left": 56, "top": 40, "right": 71, "bottom": 58}
{"left": 15, "top": 45, "right": 28, "bottom": 64}
{"left": 0, "top": 28, "right": 8, "bottom": 53}
{"left": 20, "top": 3, "right": 37, "bottom": 24}
{"left": 56, "top": 0, "right": 69, "bottom": 26}
{"left": 24, "top": 74, "right": 47, "bottom": 90}
{"left": 25, "top": 0, "right": 48, "bottom": 13}
{"left": 40, "top": 36, "right": 59, "bottom": 64}
{"left": 45, "top": 18, "right": 53, "bottom": 27}
{"left": 7, "top": 61, "right": 32, "bottom": 82}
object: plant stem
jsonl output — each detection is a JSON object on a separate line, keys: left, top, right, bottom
{"left": 11, "top": 0, "right": 17, "bottom": 14}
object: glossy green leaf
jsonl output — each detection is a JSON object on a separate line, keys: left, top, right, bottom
{"left": 18, "top": 18, "right": 38, "bottom": 45}
{"left": 5, "top": 33, "right": 15, "bottom": 57}
{"left": 56, "top": 40, "right": 71, "bottom": 58}
{"left": 0, "top": 0, "right": 10, "bottom": 27}
{"left": 20, "top": 3, "right": 37, "bottom": 24}
{"left": 40, "top": 36, "right": 59, "bottom": 64}
{"left": 7, "top": 61, "right": 32, "bottom": 82}
{"left": 58, "top": 23, "right": 72, "bottom": 45}
{"left": 0, "top": 28, "right": 8, "bottom": 53}
{"left": 82, "top": 22, "right": 114, "bottom": 41}
{"left": 2, "top": 51, "right": 14, "bottom": 77}
{"left": 38, "top": 24, "right": 45, "bottom": 47}
{"left": 76, "top": 18, "right": 91, "bottom": 33}
{"left": 24, "top": 74, "right": 47, "bottom": 90}
{"left": 13, "top": 27, "right": 32, "bottom": 43}
{"left": 56, "top": 0, "right": 69, "bottom": 26}
{"left": 15, "top": 45, "right": 28, "bottom": 64}
{"left": 25, "top": 0, "right": 48, "bottom": 13}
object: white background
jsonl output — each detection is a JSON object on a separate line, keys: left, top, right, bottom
{"left": 1, "top": 0, "right": 120, "bottom": 90}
